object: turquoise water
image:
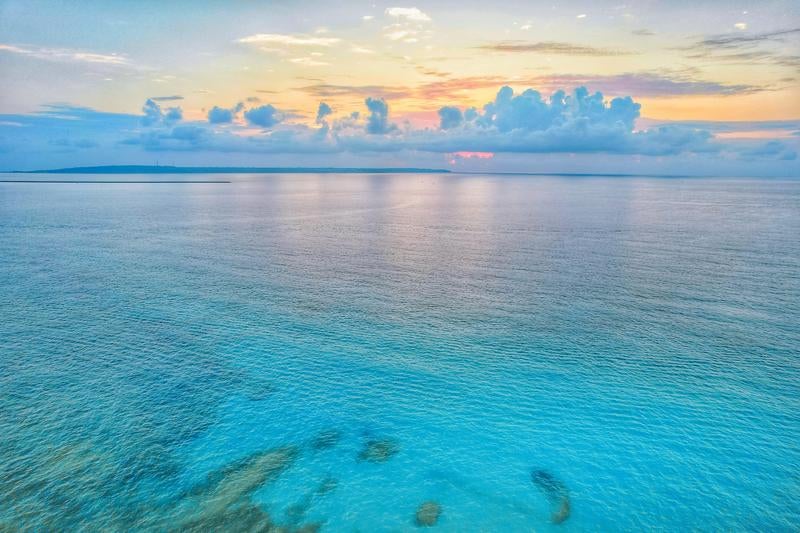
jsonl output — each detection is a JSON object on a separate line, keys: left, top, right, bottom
{"left": 1, "top": 173, "right": 799, "bottom": 531}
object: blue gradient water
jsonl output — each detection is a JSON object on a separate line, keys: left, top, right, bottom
{"left": 1, "top": 173, "right": 799, "bottom": 531}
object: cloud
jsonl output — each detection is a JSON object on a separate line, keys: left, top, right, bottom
{"left": 740, "top": 140, "right": 797, "bottom": 160}
{"left": 438, "top": 106, "right": 463, "bottom": 129}
{"left": 534, "top": 72, "right": 762, "bottom": 96}
{"left": 164, "top": 107, "right": 183, "bottom": 122}
{"left": 679, "top": 28, "right": 800, "bottom": 68}
{"left": 289, "top": 57, "right": 330, "bottom": 67}
{"left": 298, "top": 71, "right": 757, "bottom": 103}
{"left": 150, "top": 95, "right": 184, "bottom": 101}
{"left": 238, "top": 33, "right": 341, "bottom": 47}
{"left": 316, "top": 102, "right": 333, "bottom": 124}
{"left": 142, "top": 98, "right": 182, "bottom": 126}
{"left": 0, "top": 43, "right": 129, "bottom": 65}
{"left": 3, "top": 86, "right": 796, "bottom": 173}
{"left": 691, "top": 28, "right": 799, "bottom": 49}
{"left": 382, "top": 7, "right": 432, "bottom": 42}
{"left": 244, "top": 104, "right": 282, "bottom": 128}
{"left": 296, "top": 83, "right": 411, "bottom": 99}
{"left": 632, "top": 29, "right": 654, "bottom": 36}
{"left": 639, "top": 119, "right": 800, "bottom": 134}
{"left": 365, "top": 97, "right": 396, "bottom": 134}
{"left": 478, "top": 41, "right": 633, "bottom": 56}
{"left": 208, "top": 106, "right": 234, "bottom": 124}
{"left": 206, "top": 103, "right": 244, "bottom": 124}
{"left": 385, "top": 7, "right": 431, "bottom": 22}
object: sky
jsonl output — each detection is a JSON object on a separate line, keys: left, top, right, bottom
{"left": 0, "top": 0, "right": 798, "bottom": 175}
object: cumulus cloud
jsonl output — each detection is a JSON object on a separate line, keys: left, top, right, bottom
{"left": 208, "top": 106, "right": 234, "bottom": 124}
{"left": 207, "top": 103, "right": 244, "bottom": 124}
{"left": 316, "top": 102, "right": 333, "bottom": 124}
{"left": 365, "top": 97, "right": 396, "bottom": 134}
{"left": 385, "top": 7, "right": 431, "bottom": 22}
{"left": 6, "top": 86, "right": 798, "bottom": 174}
{"left": 244, "top": 104, "right": 282, "bottom": 128}
{"left": 164, "top": 107, "right": 183, "bottom": 122}
{"left": 141, "top": 98, "right": 182, "bottom": 126}
{"left": 326, "top": 86, "right": 715, "bottom": 157}
{"left": 438, "top": 106, "right": 463, "bottom": 129}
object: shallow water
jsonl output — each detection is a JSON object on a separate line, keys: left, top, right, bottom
{"left": 1, "top": 172, "right": 799, "bottom": 531}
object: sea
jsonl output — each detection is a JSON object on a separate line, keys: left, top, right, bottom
{"left": 1, "top": 172, "right": 798, "bottom": 531}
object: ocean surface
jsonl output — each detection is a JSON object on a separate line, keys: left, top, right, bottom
{"left": 1, "top": 172, "right": 798, "bottom": 532}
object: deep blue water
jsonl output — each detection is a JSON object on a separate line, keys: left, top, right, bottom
{"left": 1, "top": 172, "right": 799, "bottom": 532}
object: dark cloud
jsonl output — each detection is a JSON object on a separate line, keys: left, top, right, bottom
{"left": 297, "top": 83, "right": 411, "bottom": 99}
{"left": 438, "top": 106, "right": 463, "bottom": 129}
{"left": 679, "top": 28, "right": 800, "bottom": 68}
{"left": 740, "top": 140, "right": 797, "bottom": 160}
{"left": 149, "top": 95, "right": 184, "bottom": 101}
{"left": 142, "top": 98, "right": 182, "bottom": 126}
{"left": 207, "top": 106, "right": 234, "bottom": 124}
{"left": 692, "top": 28, "right": 800, "bottom": 49}
{"left": 639, "top": 118, "right": 800, "bottom": 133}
{"left": 364, "top": 97, "right": 396, "bottom": 134}
{"left": 315, "top": 102, "right": 332, "bottom": 124}
{"left": 478, "top": 41, "right": 634, "bottom": 56}
{"left": 207, "top": 103, "right": 245, "bottom": 124}
{"left": 298, "top": 71, "right": 755, "bottom": 103}
{"left": 244, "top": 104, "right": 282, "bottom": 128}
{"left": 536, "top": 72, "right": 763, "bottom": 96}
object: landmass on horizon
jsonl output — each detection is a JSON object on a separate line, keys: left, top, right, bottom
{"left": 5, "top": 165, "right": 713, "bottom": 179}
{"left": 12, "top": 165, "right": 451, "bottom": 174}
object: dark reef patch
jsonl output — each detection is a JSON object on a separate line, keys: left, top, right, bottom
{"left": 530, "top": 469, "right": 571, "bottom": 524}
{"left": 414, "top": 501, "right": 442, "bottom": 527}
{"left": 311, "top": 429, "right": 342, "bottom": 451}
{"left": 357, "top": 439, "right": 399, "bottom": 463}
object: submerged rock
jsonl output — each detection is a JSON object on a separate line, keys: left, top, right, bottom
{"left": 414, "top": 501, "right": 442, "bottom": 527}
{"left": 530, "top": 469, "right": 571, "bottom": 524}
{"left": 178, "top": 503, "right": 273, "bottom": 533}
{"left": 311, "top": 429, "right": 341, "bottom": 451}
{"left": 357, "top": 439, "right": 399, "bottom": 463}
{"left": 167, "top": 446, "right": 298, "bottom": 531}
{"left": 316, "top": 475, "right": 338, "bottom": 496}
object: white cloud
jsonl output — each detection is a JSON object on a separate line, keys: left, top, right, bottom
{"left": 385, "top": 7, "right": 431, "bottom": 22}
{"left": 362, "top": 15, "right": 374, "bottom": 21}
{"left": 238, "top": 34, "right": 341, "bottom": 47}
{"left": 734, "top": 22, "right": 748, "bottom": 30}
{"left": 289, "top": 57, "right": 330, "bottom": 67}
{"left": 0, "top": 43, "right": 129, "bottom": 65}
{"left": 577, "top": 14, "right": 587, "bottom": 19}
{"left": 385, "top": 30, "right": 412, "bottom": 41}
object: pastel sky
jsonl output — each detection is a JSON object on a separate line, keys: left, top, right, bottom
{"left": 1, "top": 0, "right": 798, "bottom": 175}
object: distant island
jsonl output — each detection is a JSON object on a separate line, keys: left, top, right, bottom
{"left": 14, "top": 165, "right": 451, "bottom": 174}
